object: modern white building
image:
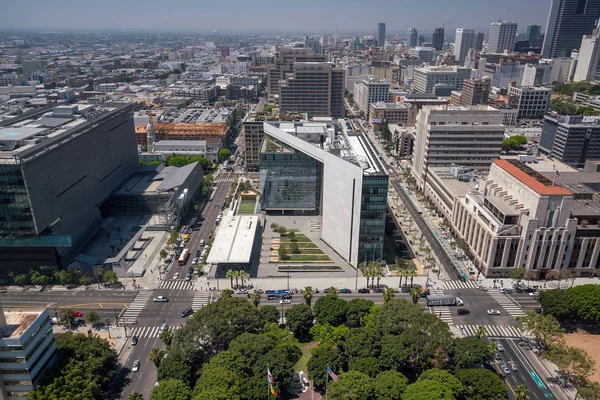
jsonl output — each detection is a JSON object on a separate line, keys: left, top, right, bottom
{"left": 0, "top": 306, "right": 57, "bottom": 399}
{"left": 93, "top": 83, "right": 117, "bottom": 93}
{"left": 408, "top": 47, "right": 435, "bottom": 62}
{"left": 207, "top": 215, "right": 259, "bottom": 274}
{"left": 508, "top": 86, "right": 551, "bottom": 120}
{"left": 550, "top": 58, "right": 577, "bottom": 84}
{"left": 488, "top": 21, "right": 518, "bottom": 54}
{"left": 413, "top": 66, "right": 472, "bottom": 93}
{"left": 573, "top": 20, "right": 600, "bottom": 82}
{"left": 344, "top": 66, "right": 375, "bottom": 94}
{"left": 521, "top": 63, "right": 552, "bottom": 87}
{"left": 454, "top": 28, "right": 476, "bottom": 66}
{"left": 354, "top": 78, "right": 390, "bottom": 114}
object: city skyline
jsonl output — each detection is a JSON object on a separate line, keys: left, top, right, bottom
{"left": 1, "top": 0, "right": 551, "bottom": 33}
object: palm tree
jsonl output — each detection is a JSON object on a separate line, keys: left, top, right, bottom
{"left": 515, "top": 384, "right": 530, "bottom": 400}
{"left": 221, "top": 289, "right": 234, "bottom": 299}
{"left": 129, "top": 393, "right": 145, "bottom": 400}
{"left": 475, "top": 325, "right": 488, "bottom": 339}
{"left": 407, "top": 269, "right": 417, "bottom": 287}
{"left": 410, "top": 286, "right": 423, "bottom": 304}
{"left": 95, "top": 268, "right": 104, "bottom": 289}
{"left": 239, "top": 271, "right": 249, "bottom": 288}
{"left": 149, "top": 348, "right": 166, "bottom": 368}
{"left": 250, "top": 292, "right": 261, "bottom": 309}
{"left": 327, "top": 287, "right": 338, "bottom": 296}
{"left": 382, "top": 287, "right": 395, "bottom": 303}
{"left": 233, "top": 270, "right": 240, "bottom": 288}
{"left": 363, "top": 266, "right": 373, "bottom": 288}
{"left": 225, "top": 269, "right": 235, "bottom": 288}
{"left": 73, "top": 268, "right": 81, "bottom": 283}
{"left": 303, "top": 286, "right": 314, "bottom": 307}
{"left": 374, "top": 266, "right": 384, "bottom": 288}
{"left": 159, "top": 326, "right": 173, "bottom": 347}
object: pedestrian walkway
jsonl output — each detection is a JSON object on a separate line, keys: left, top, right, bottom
{"left": 442, "top": 280, "right": 478, "bottom": 290}
{"left": 214, "top": 178, "right": 234, "bottom": 183}
{"left": 158, "top": 280, "right": 195, "bottom": 290}
{"left": 129, "top": 325, "right": 182, "bottom": 338}
{"left": 431, "top": 306, "right": 453, "bottom": 325}
{"left": 192, "top": 291, "right": 212, "bottom": 311}
{"left": 121, "top": 291, "right": 152, "bottom": 322}
{"left": 488, "top": 289, "right": 525, "bottom": 317}
{"left": 456, "top": 324, "right": 525, "bottom": 338}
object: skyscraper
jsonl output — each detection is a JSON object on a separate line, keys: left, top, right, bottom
{"left": 432, "top": 27, "right": 445, "bottom": 50}
{"left": 543, "top": 0, "right": 600, "bottom": 58}
{"left": 475, "top": 32, "right": 485, "bottom": 52}
{"left": 377, "top": 23, "right": 386, "bottom": 47}
{"left": 526, "top": 25, "right": 542, "bottom": 46}
{"left": 408, "top": 28, "right": 418, "bottom": 47}
{"left": 454, "top": 28, "right": 476, "bottom": 66}
{"left": 488, "top": 20, "right": 518, "bottom": 53}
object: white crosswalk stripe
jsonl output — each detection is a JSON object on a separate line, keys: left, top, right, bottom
{"left": 214, "top": 178, "right": 234, "bottom": 183}
{"left": 192, "top": 291, "right": 212, "bottom": 311}
{"left": 129, "top": 325, "right": 182, "bottom": 338}
{"left": 442, "top": 280, "right": 478, "bottom": 290}
{"left": 121, "top": 291, "right": 152, "bottom": 320}
{"left": 431, "top": 306, "right": 453, "bottom": 325}
{"left": 456, "top": 324, "right": 525, "bottom": 338}
{"left": 488, "top": 289, "right": 526, "bottom": 317}
{"left": 158, "top": 280, "right": 195, "bottom": 290}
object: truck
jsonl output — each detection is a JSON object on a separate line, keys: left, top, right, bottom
{"left": 426, "top": 295, "right": 464, "bottom": 306}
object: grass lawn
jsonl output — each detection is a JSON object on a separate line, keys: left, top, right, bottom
{"left": 285, "top": 254, "right": 332, "bottom": 262}
{"left": 237, "top": 199, "right": 256, "bottom": 214}
{"left": 295, "top": 249, "right": 325, "bottom": 254}
{"left": 294, "top": 342, "right": 317, "bottom": 373}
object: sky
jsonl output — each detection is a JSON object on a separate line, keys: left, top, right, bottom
{"left": 1, "top": 0, "right": 551, "bottom": 34}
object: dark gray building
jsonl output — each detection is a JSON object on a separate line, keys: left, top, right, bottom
{"left": 542, "top": 0, "right": 600, "bottom": 58}
{"left": 377, "top": 23, "right": 386, "bottom": 47}
{"left": 408, "top": 28, "right": 418, "bottom": 47}
{"left": 526, "top": 25, "right": 542, "bottom": 46}
{"left": 432, "top": 27, "right": 444, "bottom": 51}
{"left": 0, "top": 104, "right": 139, "bottom": 272}
{"left": 540, "top": 114, "right": 600, "bottom": 168}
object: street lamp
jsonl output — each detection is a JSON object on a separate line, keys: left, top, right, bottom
{"left": 105, "top": 318, "right": 111, "bottom": 339}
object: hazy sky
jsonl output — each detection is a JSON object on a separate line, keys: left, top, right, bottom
{"left": 1, "top": 0, "right": 550, "bottom": 34}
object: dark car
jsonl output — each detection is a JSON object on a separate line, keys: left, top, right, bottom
{"left": 523, "top": 288, "right": 537, "bottom": 294}
{"left": 188, "top": 266, "right": 194, "bottom": 274}
{"left": 373, "top": 287, "right": 384, "bottom": 293}
{"left": 401, "top": 287, "right": 411, "bottom": 293}
{"left": 181, "top": 308, "right": 194, "bottom": 317}
{"left": 535, "top": 308, "right": 544, "bottom": 314}
{"left": 358, "top": 288, "right": 370, "bottom": 294}
{"left": 339, "top": 288, "right": 352, "bottom": 294}
{"left": 196, "top": 250, "right": 201, "bottom": 257}
{"left": 131, "top": 336, "right": 138, "bottom": 346}
{"left": 457, "top": 308, "right": 471, "bottom": 315}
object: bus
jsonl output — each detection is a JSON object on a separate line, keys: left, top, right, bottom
{"left": 178, "top": 248, "right": 190, "bottom": 266}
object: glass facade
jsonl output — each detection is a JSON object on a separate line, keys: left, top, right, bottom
{"left": 358, "top": 175, "right": 388, "bottom": 263}
{"left": 259, "top": 136, "right": 323, "bottom": 212}
{"left": 0, "top": 163, "right": 35, "bottom": 238}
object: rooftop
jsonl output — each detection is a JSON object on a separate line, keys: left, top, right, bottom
{"left": 1, "top": 309, "right": 44, "bottom": 340}
{"left": 135, "top": 122, "right": 228, "bottom": 136}
{"left": 495, "top": 159, "right": 572, "bottom": 196}
{"left": 206, "top": 215, "right": 259, "bottom": 264}
{"left": 370, "top": 102, "right": 411, "bottom": 110}
{"left": 114, "top": 163, "right": 198, "bottom": 195}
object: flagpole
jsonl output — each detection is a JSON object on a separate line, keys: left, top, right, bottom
{"left": 267, "top": 366, "right": 270, "bottom": 400}
{"left": 325, "top": 367, "right": 329, "bottom": 400}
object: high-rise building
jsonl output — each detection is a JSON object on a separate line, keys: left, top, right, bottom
{"left": 542, "top": 0, "right": 600, "bottom": 58}
{"left": 377, "top": 23, "right": 386, "bottom": 47}
{"left": 475, "top": 32, "right": 485, "bottom": 52}
{"left": 540, "top": 114, "right": 600, "bottom": 168}
{"left": 488, "top": 20, "right": 518, "bottom": 53}
{"left": 508, "top": 85, "right": 552, "bottom": 119}
{"left": 267, "top": 47, "right": 327, "bottom": 103}
{"left": 413, "top": 65, "right": 472, "bottom": 93}
{"left": 279, "top": 62, "right": 345, "bottom": 118}
{"left": 459, "top": 77, "right": 492, "bottom": 105}
{"left": 526, "top": 25, "right": 542, "bottom": 46}
{"left": 304, "top": 37, "right": 323, "bottom": 54}
{"left": 418, "top": 35, "right": 425, "bottom": 46}
{"left": 454, "top": 28, "right": 476, "bottom": 65}
{"left": 432, "top": 27, "right": 445, "bottom": 50}
{"left": 573, "top": 20, "right": 600, "bottom": 81}
{"left": 408, "top": 28, "right": 418, "bottom": 47}
{"left": 0, "top": 104, "right": 139, "bottom": 272}
{"left": 354, "top": 78, "right": 391, "bottom": 114}
{"left": 521, "top": 63, "right": 552, "bottom": 86}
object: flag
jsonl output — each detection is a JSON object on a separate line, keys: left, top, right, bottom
{"left": 267, "top": 368, "right": 277, "bottom": 396}
{"left": 327, "top": 366, "right": 339, "bottom": 382}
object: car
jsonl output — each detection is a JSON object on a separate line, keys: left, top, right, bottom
{"left": 457, "top": 308, "right": 470, "bottom": 315}
{"left": 185, "top": 273, "right": 192, "bottom": 281}
{"left": 159, "top": 323, "right": 168, "bottom": 333}
{"left": 280, "top": 299, "right": 291, "bottom": 304}
{"left": 358, "top": 288, "right": 370, "bottom": 294}
{"left": 523, "top": 288, "right": 537, "bottom": 293}
{"left": 508, "top": 360, "right": 518, "bottom": 371}
{"left": 535, "top": 308, "right": 544, "bottom": 314}
{"left": 188, "top": 266, "right": 194, "bottom": 274}
{"left": 71, "top": 318, "right": 84, "bottom": 325}
{"left": 401, "top": 287, "right": 411, "bottom": 293}
{"left": 131, "top": 336, "right": 138, "bottom": 346}
{"left": 181, "top": 308, "right": 194, "bottom": 317}
{"left": 501, "top": 365, "right": 511, "bottom": 375}
{"left": 199, "top": 239, "right": 205, "bottom": 247}
{"left": 500, "top": 288, "right": 514, "bottom": 294}
{"left": 196, "top": 250, "right": 201, "bottom": 257}
{"left": 476, "top": 285, "right": 489, "bottom": 291}
{"left": 339, "top": 288, "right": 352, "bottom": 294}
{"left": 201, "top": 249, "right": 207, "bottom": 257}
{"left": 528, "top": 291, "right": 539, "bottom": 296}
{"left": 153, "top": 296, "right": 169, "bottom": 302}
{"left": 132, "top": 360, "right": 140, "bottom": 372}
{"left": 186, "top": 228, "right": 193, "bottom": 234}
{"left": 72, "top": 311, "right": 83, "bottom": 318}
{"left": 487, "top": 309, "right": 501, "bottom": 315}
{"left": 495, "top": 342, "right": 505, "bottom": 351}
{"left": 173, "top": 272, "right": 179, "bottom": 279}
{"left": 192, "top": 258, "right": 198, "bottom": 265}
{"left": 494, "top": 353, "right": 502, "bottom": 360}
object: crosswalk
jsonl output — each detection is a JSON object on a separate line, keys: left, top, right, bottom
{"left": 442, "top": 280, "right": 478, "bottom": 290}
{"left": 121, "top": 291, "right": 152, "bottom": 322}
{"left": 456, "top": 324, "right": 526, "bottom": 338}
{"left": 158, "top": 280, "right": 195, "bottom": 290}
{"left": 214, "top": 178, "right": 234, "bottom": 183}
{"left": 432, "top": 306, "right": 453, "bottom": 325}
{"left": 129, "top": 325, "right": 182, "bottom": 338}
{"left": 192, "top": 291, "right": 212, "bottom": 311}
{"left": 488, "top": 289, "right": 525, "bottom": 317}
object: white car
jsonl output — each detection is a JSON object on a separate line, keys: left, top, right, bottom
{"left": 456, "top": 297, "right": 464, "bottom": 306}
{"left": 199, "top": 239, "right": 205, "bottom": 247}
{"left": 192, "top": 258, "right": 198, "bottom": 265}
{"left": 487, "top": 309, "right": 501, "bottom": 315}
{"left": 132, "top": 360, "right": 140, "bottom": 372}
{"left": 476, "top": 285, "right": 489, "bottom": 291}
{"left": 528, "top": 291, "right": 539, "bottom": 297}
{"left": 153, "top": 296, "right": 169, "bottom": 302}
{"left": 495, "top": 342, "right": 505, "bottom": 351}
{"left": 280, "top": 299, "right": 291, "bottom": 304}
{"left": 173, "top": 272, "right": 179, "bottom": 279}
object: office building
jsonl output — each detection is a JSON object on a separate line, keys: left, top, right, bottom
{"left": 451, "top": 77, "right": 491, "bottom": 106}
{"left": 267, "top": 47, "right": 327, "bottom": 103}
{"left": 135, "top": 121, "right": 230, "bottom": 149}
{"left": 508, "top": 85, "right": 551, "bottom": 119}
{"left": 521, "top": 63, "right": 552, "bottom": 86}
{"left": 475, "top": 32, "right": 485, "bottom": 52}
{"left": 432, "top": 27, "right": 445, "bottom": 51}
{"left": 455, "top": 28, "right": 476, "bottom": 65}
{"left": 526, "top": 25, "right": 542, "bottom": 46}
{"left": 260, "top": 121, "right": 389, "bottom": 265}
{"left": 354, "top": 78, "right": 390, "bottom": 114}
{"left": 344, "top": 65, "right": 375, "bottom": 93}
{"left": 396, "top": 93, "right": 449, "bottom": 110}
{"left": 413, "top": 65, "right": 472, "bottom": 93}
{"left": 0, "top": 305, "right": 57, "bottom": 399}
{"left": 0, "top": 104, "right": 139, "bottom": 273}
{"left": 540, "top": 114, "right": 600, "bottom": 168}
{"left": 304, "top": 37, "right": 323, "bottom": 54}
{"left": 279, "top": 62, "right": 345, "bottom": 118}
{"left": 488, "top": 20, "right": 518, "bottom": 53}
{"left": 550, "top": 57, "right": 577, "bottom": 83}
{"left": 368, "top": 102, "right": 417, "bottom": 127}
{"left": 408, "top": 28, "right": 419, "bottom": 47}
{"left": 543, "top": 0, "right": 600, "bottom": 58}
{"left": 572, "top": 92, "right": 600, "bottom": 112}
{"left": 412, "top": 105, "right": 505, "bottom": 190}
{"left": 377, "top": 23, "right": 386, "bottom": 47}
{"left": 573, "top": 20, "right": 600, "bottom": 81}
{"left": 488, "top": 103, "right": 519, "bottom": 125}
{"left": 408, "top": 47, "right": 435, "bottom": 62}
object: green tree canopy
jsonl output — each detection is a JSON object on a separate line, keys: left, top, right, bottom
{"left": 307, "top": 344, "right": 344, "bottom": 390}
{"left": 194, "top": 365, "right": 241, "bottom": 397}
{"left": 576, "top": 106, "right": 600, "bottom": 116}
{"left": 327, "top": 370, "right": 374, "bottom": 400}
{"left": 285, "top": 304, "right": 314, "bottom": 341}
{"left": 372, "top": 370, "right": 409, "bottom": 400}
{"left": 168, "top": 156, "right": 188, "bottom": 167}
{"left": 150, "top": 379, "right": 191, "bottom": 400}
{"left": 375, "top": 299, "right": 422, "bottom": 335}
{"left": 252, "top": 345, "right": 300, "bottom": 389}
{"left": 157, "top": 355, "right": 195, "bottom": 387}
{"left": 313, "top": 294, "right": 348, "bottom": 326}
{"left": 516, "top": 311, "right": 564, "bottom": 352}
{"left": 228, "top": 333, "right": 275, "bottom": 365}
{"left": 205, "top": 350, "right": 250, "bottom": 378}
{"left": 418, "top": 368, "right": 463, "bottom": 399}
{"left": 309, "top": 323, "right": 349, "bottom": 346}
{"left": 379, "top": 334, "right": 410, "bottom": 371}
{"left": 339, "top": 327, "right": 381, "bottom": 363}
{"left": 348, "top": 356, "right": 381, "bottom": 377}
{"left": 259, "top": 305, "right": 280, "bottom": 324}
{"left": 451, "top": 337, "right": 492, "bottom": 369}
{"left": 502, "top": 138, "right": 521, "bottom": 153}
{"left": 566, "top": 284, "right": 600, "bottom": 323}
{"left": 346, "top": 298, "right": 374, "bottom": 327}
{"left": 537, "top": 290, "right": 574, "bottom": 320}
{"left": 403, "top": 379, "right": 455, "bottom": 400}
{"left": 219, "top": 149, "right": 232, "bottom": 161}
{"left": 455, "top": 368, "right": 508, "bottom": 400}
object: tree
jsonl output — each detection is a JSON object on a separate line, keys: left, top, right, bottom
{"left": 346, "top": 298, "right": 374, "bottom": 327}
{"left": 403, "top": 379, "right": 455, "bottom": 400}
{"left": 515, "top": 384, "right": 530, "bottom": 400}
{"left": 270, "top": 222, "right": 279, "bottom": 231}
{"left": 373, "top": 370, "right": 408, "bottom": 400}
{"left": 418, "top": 368, "right": 463, "bottom": 399}
{"left": 252, "top": 344, "right": 300, "bottom": 389}
{"left": 247, "top": 292, "right": 261, "bottom": 309}
{"left": 290, "top": 241, "right": 300, "bottom": 254}
{"left": 454, "top": 237, "right": 470, "bottom": 255}
{"left": 303, "top": 286, "right": 315, "bottom": 307}
{"left": 159, "top": 249, "right": 169, "bottom": 260}
{"left": 340, "top": 327, "right": 381, "bottom": 364}
{"left": 150, "top": 348, "right": 166, "bottom": 367}
{"left": 383, "top": 287, "right": 395, "bottom": 303}
{"left": 327, "top": 370, "right": 374, "bottom": 400}
{"left": 474, "top": 325, "right": 488, "bottom": 339}
{"left": 410, "top": 286, "right": 423, "bottom": 304}
{"left": 379, "top": 334, "right": 410, "bottom": 371}
{"left": 14, "top": 273, "right": 30, "bottom": 285}
{"left": 95, "top": 268, "right": 104, "bottom": 288}
{"left": 566, "top": 284, "right": 600, "bottom": 323}
{"left": 168, "top": 156, "right": 188, "bottom": 167}
{"left": 260, "top": 305, "right": 280, "bottom": 324}
{"left": 307, "top": 344, "right": 344, "bottom": 390}
{"left": 313, "top": 294, "right": 348, "bottom": 326}
{"left": 510, "top": 267, "right": 527, "bottom": 288}
{"left": 287, "top": 230, "right": 296, "bottom": 241}
{"left": 278, "top": 244, "right": 288, "bottom": 261}
{"left": 516, "top": 311, "right": 564, "bottom": 352}
{"left": 511, "top": 135, "right": 528, "bottom": 145}
{"left": 129, "top": 393, "right": 145, "bottom": 400}
{"left": 58, "top": 270, "right": 73, "bottom": 285}
{"left": 537, "top": 290, "right": 573, "bottom": 320}
{"left": 226, "top": 269, "right": 235, "bottom": 288}
{"left": 157, "top": 356, "right": 194, "bottom": 387}
{"left": 160, "top": 326, "right": 174, "bottom": 347}
{"left": 285, "top": 304, "right": 314, "bottom": 341}
{"left": 276, "top": 226, "right": 287, "bottom": 236}
{"left": 546, "top": 344, "right": 596, "bottom": 387}
{"left": 349, "top": 357, "right": 381, "bottom": 377}
{"left": 86, "top": 311, "right": 100, "bottom": 326}
{"left": 451, "top": 337, "right": 492, "bottom": 369}
{"left": 150, "top": 378, "right": 191, "bottom": 400}
{"left": 103, "top": 270, "right": 118, "bottom": 284}
{"left": 549, "top": 98, "right": 578, "bottom": 115}
{"left": 219, "top": 149, "right": 232, "bottom": 161}
{"left": 221, "top": 288, "right": 234, "bottom": 299}
{"left": 455, "top": 368, "right": 508, "bottom": 400}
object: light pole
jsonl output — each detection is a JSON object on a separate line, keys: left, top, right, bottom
{"left": 105, "top": 318, "right": 112, "bottom": 339}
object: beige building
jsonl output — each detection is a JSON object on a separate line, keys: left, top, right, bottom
{"left": 368, "top": 102, "right": 417, "bottom": 127}
{"left": 354, "top": 78, "right": 390, "bottom": 114}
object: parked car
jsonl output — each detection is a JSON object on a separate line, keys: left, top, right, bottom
{"left": 487, "top": 309, "right": 501, "bottom": 315}
{"left": 523, "top": 288, "right": 537, "bottom": 293}
{"left": 71, "top": 318, "right": 84, "bottom": 325}
{"left": 528, "top": 291, "right": 539, "bottom": 297}
{"left": 192, "top": 258, "right": 198, "bottom": 265}
{"left": 153, "top": 296, "right": 169, "bottom": 302}
{"left": 508, "top": 360, "right": 517, "bottom": 371}
{"left": 132, "top": 360, "right": 140, "bottom": 372}
{"left": 188, "top": 266, "right": 194, "bottom": 274}
{"left": 196, "top": 250, "right": 201, "bottom": 257}
{"left": 500, "top": 288, "right": 514, "bottom": 294}
{"left": 401, "top": 287, "right": 411, "bottom": 293}
{"left": 72, "top": 311, "right": 83, "bottom": 318}
{"left": 131, "top": 336, "right": 138, "bottom": 346}
{"left": 181, "top": 308, "right": 194, "bottom": 317}
{"left": 199, "top": 240, "right": 205, "bottom": 247}
{"left": 358, "top": 288, "right": 370, "bottom": 294}
{"left": 457, "top": 309, "right": 470, "bottom": 315}
{"left": 185, "top": 273, "right": 192, "bottom": 281}
{"left": 495, "top": 353, "right": 502, "bottom": 360}
{"left": 339, "top": 288, "right": 352, "bottom": 294}
{"left": 280, "top": 299, "right": 291, "bottom": 304}
{"left": 173, "top": 272, "right": 179, "bottom": 279}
